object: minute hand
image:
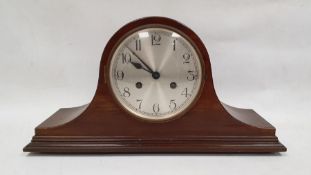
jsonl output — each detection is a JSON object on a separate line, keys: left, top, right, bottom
{"left": 126, "top": 47, "right": 154, "bottom": 74}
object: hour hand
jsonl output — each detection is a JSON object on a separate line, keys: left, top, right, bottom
{"left": 126, "top": 47, "right": 154, "bottom": 74}
{"left": 130, "top": 61, "right": 153, "bottom": 74}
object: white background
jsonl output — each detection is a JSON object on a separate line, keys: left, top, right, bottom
{"left": 0, "top": 0, "right": 311, "bottom": 174}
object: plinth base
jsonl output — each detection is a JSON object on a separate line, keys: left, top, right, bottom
{"left": 24, "top": 135, "right": 286, "bottom": 153}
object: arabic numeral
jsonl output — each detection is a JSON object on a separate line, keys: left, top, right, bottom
{"left": 115, "top": 70, "right": 124, "bottom": 80}
{"left": 169, "top": 100, "right": 177, "bottom": 110}
{"left": 122, "top": 53, "right": 131, "bottom": 64}
{"left": 173, "top": 39, "right": 176, "bottom": 51}
{"left": 122, "top": 87, "right": 130, "bottom": 97}
{"left": 187, "top": 71, "right": 198, "bottom": 81}
{"left": 136, "top": 39, "right": 141, "bottom": 51}
{"left": 136, "top": 99, "right": 142, "bottom": 109}
{"left": 182, "top": 53, "right": 190, "bottom": 64}
{"left": 181, "top": 88, "right": 191, "bottom": 98}
{"left": 151, "top": 33, "right": 161, "bottom": 45}
{"left": 153, "top": 103, "right": 160, "bottom": 113}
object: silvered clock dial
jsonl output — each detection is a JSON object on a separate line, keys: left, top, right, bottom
{"left": 108, "top": 27, "right": 204, "bottom": 121}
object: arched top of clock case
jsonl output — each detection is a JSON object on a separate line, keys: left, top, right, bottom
{"left": 96, "top": 16, "right": 219, "bottom": 103}
{"left": 35, "top": 17, "right": 275, "bottom": 132}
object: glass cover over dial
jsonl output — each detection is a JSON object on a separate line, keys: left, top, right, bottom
{"left": 108, "top": 27, "right": 203, "bottom": 121}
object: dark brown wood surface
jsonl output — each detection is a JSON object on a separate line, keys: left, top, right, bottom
{"left": 23, "top": 17, "right": 286, "bottom": 153}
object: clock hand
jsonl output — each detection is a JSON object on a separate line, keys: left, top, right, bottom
{"left": 130, "top": 61, "right": 153, "bottom": 74}
{"left": 126, "top": 47, "right": 154, "bottom": 74}
{"left": 126, "top": 46, "right": 161, "bottom": 80}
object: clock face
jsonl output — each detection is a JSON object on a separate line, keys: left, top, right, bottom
{"left": 108, "top": 27, "right": 203, "bottom": 121}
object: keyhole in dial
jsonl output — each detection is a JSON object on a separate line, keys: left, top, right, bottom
{"left": 136, "top": 82, "right": 142, "bottom": 89}
{"left": 170, "top": 82, "right": 177, "bottom": 89}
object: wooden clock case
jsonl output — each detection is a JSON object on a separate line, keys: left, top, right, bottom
{"left": 24, "top": 17, "right": 286, "bottom": 153}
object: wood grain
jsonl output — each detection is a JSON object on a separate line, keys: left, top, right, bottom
{"left": 24, "top": 17, "right": 286, "bottom": 153}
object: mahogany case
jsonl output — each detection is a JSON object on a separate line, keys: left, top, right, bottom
{"left": 23, "top": 17, "right": 286, "bottom": 153}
